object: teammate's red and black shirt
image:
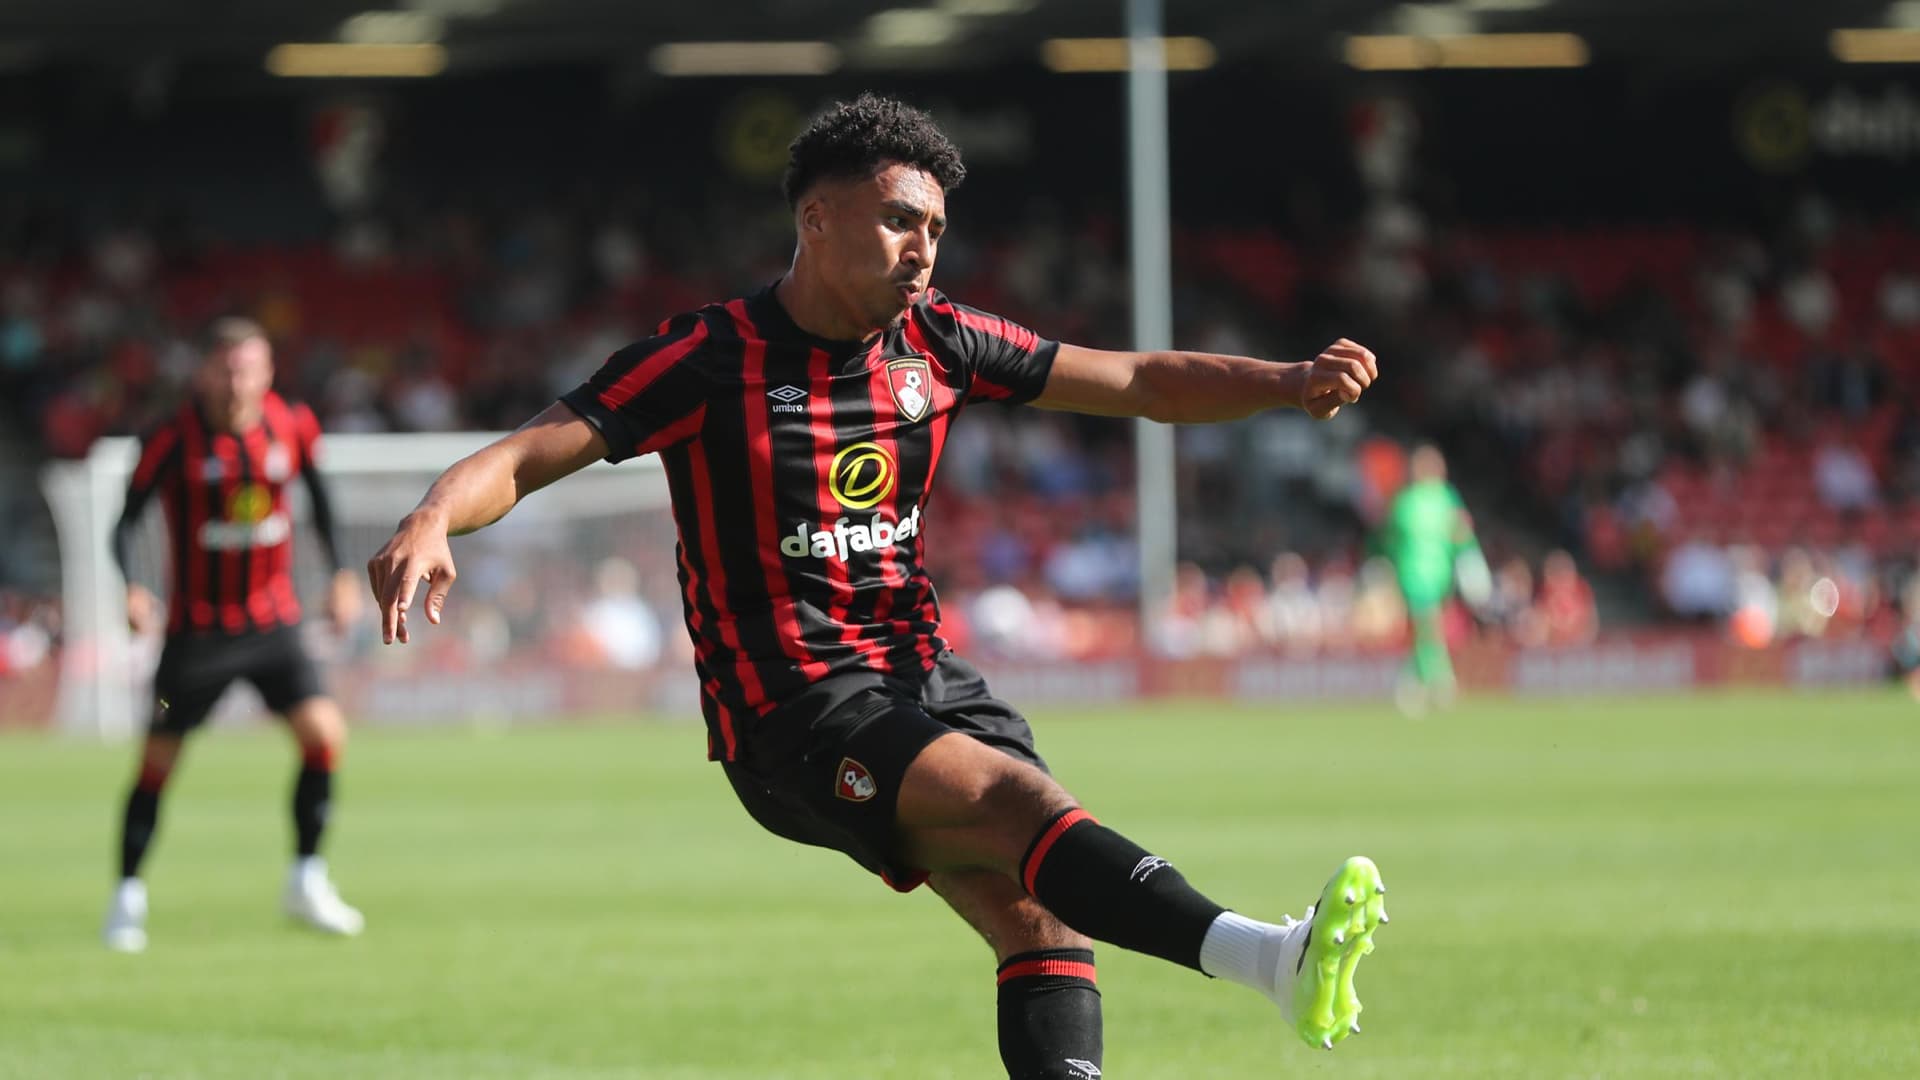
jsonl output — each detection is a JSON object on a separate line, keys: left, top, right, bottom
{"left": 560, "top": 285, "right": 1057, "bottom": 761}
{"left": 116, "top": 391, "right": 342, "bottom": 636}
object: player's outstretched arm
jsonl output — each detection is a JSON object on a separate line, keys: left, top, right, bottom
{"left": 367, "top": 403, "right": 607, "bottom": 645}
{"left": 1031, "top": 339, "right": 1377, "bottom": 423}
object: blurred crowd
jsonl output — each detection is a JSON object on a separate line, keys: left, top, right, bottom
{"left": 7, "top": 184, "right": 1920, "bottom": 679}
{"left": 1353, "top": 190, "right": 1920, "bottom": 655}
{"left": 952, "top": 546, "right": 1597, "bottom": 663}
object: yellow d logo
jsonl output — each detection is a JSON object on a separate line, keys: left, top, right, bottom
{"left": 227, "top": 483, "right": 272, "bottom": 523}
{"left": 829, "top": 442, "right": 897, "bottom": 511}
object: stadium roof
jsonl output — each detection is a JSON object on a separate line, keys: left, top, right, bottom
{"left": 0, "top": 0, "right": 1898, "bottom": 73}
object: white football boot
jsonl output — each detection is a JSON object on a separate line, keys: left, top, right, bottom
{"left": 282, "top": 857, "right": 365, "bottom": 936}
{"left": 102, "top": 877, "right": 149, "bottom": 953}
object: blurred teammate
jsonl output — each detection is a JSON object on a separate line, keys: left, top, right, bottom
{"left": 1378, "top": 444, "right": 1490, "bottom": 715}
{"left": 368, "top": 96, "right": 1387, "bottom": 1074}
{"left": 103, "top": 317, "right": 365, "bottom": 952}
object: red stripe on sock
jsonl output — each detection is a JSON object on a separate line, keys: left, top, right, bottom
{"left": 1020, "top": 808, "right": 1096, "bottom": 896}
{"left": 996, "top": 959, "right": 1097, "bottom": 986}
{"left": 302, "top": 745, "right": 337, "bottom": 771}
{"left": 136, "top": 764, "right": 171, "bottom": 792}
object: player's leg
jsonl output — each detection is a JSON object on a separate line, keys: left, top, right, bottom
{"left": 276, "top": 694, "right": 362, "bottom": 935}
{"left": 255, "top": 628, "right": 363, "bottom": 936}
{"left": 119, "top": 732, "right": 184, "bottom": 882}
{"left": 1395, "top": 579, "right": 1452, "bottom": 715}
{"left": 895, "top": 732, "right": 1388, "bottom": 1050}
{"left": 104, "top": 640, "right": 223, "bottom": 953}
{"left": 285, "top": 695, "right": 345, "bottom": 863}
{"left": 933, "top": 869, "right": 1102, "bottom": 1080}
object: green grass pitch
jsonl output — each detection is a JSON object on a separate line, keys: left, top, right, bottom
{"left": 3, "top": 690, "right": 1917, "bottom": 1078}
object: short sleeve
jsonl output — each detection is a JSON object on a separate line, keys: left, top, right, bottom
{"left": 560, "top": 312, "right": 712, "bottom": 463}
{"left": 127, "top": 422, "right": 180, "bottom": 500}
{"left": 290, "top": 401, "right": 324, "bottom": 470}
{"left": 916, "top": 292, "right": 1059, "bottom": 405}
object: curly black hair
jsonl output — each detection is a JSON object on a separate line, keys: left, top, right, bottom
{"left": 782, "top": 93, "right": 966, "bottom": 208}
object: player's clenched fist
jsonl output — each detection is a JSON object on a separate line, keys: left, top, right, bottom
{"left": 366, "top": 512, "right": 458, "bottom": 646}
{"left": 1301, "top": 338, "right": 1378, "bottom": 420}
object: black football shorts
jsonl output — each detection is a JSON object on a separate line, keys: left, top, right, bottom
{"left": 720, "top": 651, "right": 1046, "bottom": 892}
{"left": 150, "top": 624, "right": 327, "bottom": 735}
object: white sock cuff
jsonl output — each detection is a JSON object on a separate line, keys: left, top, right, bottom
{"left": 1198, "top": 911, "right": 1270, "bottom": 988}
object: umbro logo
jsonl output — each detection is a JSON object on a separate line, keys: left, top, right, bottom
{"left": 767, "top": 385, "right": 809, "bottom": 413}
{"left": 1129, "top": 856, "right": 1170, "bottom": 883}
{"left": 1064, "top": 1060, "right": 1101, "bottom": 1079}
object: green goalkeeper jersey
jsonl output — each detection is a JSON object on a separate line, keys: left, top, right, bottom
{"left": 1380, "top": 479, "right": 1477, "bottom": 606}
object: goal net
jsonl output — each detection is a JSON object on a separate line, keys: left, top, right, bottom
{"left": 40, "top": 434, "right": 689, "bottom": 739}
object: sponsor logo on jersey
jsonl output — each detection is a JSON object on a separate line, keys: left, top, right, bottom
{"left": 767, "top": 384, "right": 809, "bottom": 414}
{"left": 199, "top": 483, "right": 288, "bottom": 549}
{"left": 884, "top": 356, "right": 932, "bottom": 422}
{"left": 835, "top": 757, "right": 878, "bottom": 802}
{"left": 227, "top": 483, "right": 273, "bottom": 524}
{"left": 200, "top": 513, "right": 291, "bottom": 551}
{"left": 782, "top": 441, "right": 919, "bottom": 562}
{"left": 829, "top": 441, "right": 897, "bottom": 510}
{"left": 780, "top": 506, "right": 922, "bottom": 563}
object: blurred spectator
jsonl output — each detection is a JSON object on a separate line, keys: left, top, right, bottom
{"left": 1662, "top": 539, "right": 1736, "bottom": 620}
{"left": 575, "top": 557, "right": 662, "bottom": 671}
{"left": 1266, "top": 553, "right": 1323, "bottom": 650}
{"left": 1349, "top": 558, "right": 1407, "bottom": 649}
{"left": 1154, "top": 562, "right": 1212, "bottom": 658}
{"left": 1774, "top": 548, "right": 1830, "bottom": 641}
{"left": 1486, "top": 557, "right": 1544, "bottom": 647}
{"left": 1728, "top": 546, "right": 1779, "bottom": 648}
{"left": 1536, "top": 550, "right": 1598, "bottom": 646}
{"left": 1812, "top": 436, "right": 1878, "bottom": 512}
{"left": 1197, "top": 566, "right": 1273, "bottom": 656}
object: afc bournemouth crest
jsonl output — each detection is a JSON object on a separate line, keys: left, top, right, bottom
{"left": 835, "top": 757, "right": 878, "bottom": 802}
{"left": 885, "top": 356, "right": 933, "bottom": 423}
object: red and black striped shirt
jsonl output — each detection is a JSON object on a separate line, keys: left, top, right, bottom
{"left": 115, "top": 392, "right": 344, "bottom": 636}
{"left": 560, "top": 285, "right": 1057, "bottom": 761}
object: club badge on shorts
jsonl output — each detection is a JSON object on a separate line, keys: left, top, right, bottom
{"left": 835, "top": 757, "right": 878, "bottom": 802}
{"left": 885, "top": 356, "right": 932, "bottom": 423}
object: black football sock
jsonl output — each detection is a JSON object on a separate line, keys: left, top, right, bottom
{"left": 996, "top": 949, "right": 1103, "bottom": 1080}
{"left": 293, "top": 746, "right": 335, "bottom": 859}
{"left": 1019, "top": 809, "right": 1226, "bottom": 972}
{"left": 119, "top": 764, "right": 170, "bottom": 879}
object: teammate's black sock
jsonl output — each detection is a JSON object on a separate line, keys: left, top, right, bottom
{"left": 292, "top": 746, "right": 335, "bottom": 859}
{"left": 119, "top": 766, "right": 169, "bottom": 879}
{"left": 996, "top": 949, "right": 1103, "bottom": 1080}
{"left": 1018, "top": 809, "right": 1225, "bottom": 972}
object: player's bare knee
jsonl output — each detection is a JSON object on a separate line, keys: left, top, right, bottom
{"left": 984, "top": 762, "right": 1074, "bottom": 831}
{"left": 137, "top": 735, "right": 183, "bottom": 781}
{"left": 289, "top": 697, "right": 347, "bottom": 756}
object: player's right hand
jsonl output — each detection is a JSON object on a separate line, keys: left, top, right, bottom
{"left": 367, "top": 512, "right": 458, "bottom": 646}
{"left": 1302, "top": 338, "right": 1378, "bottom": 420}
{"left": 126, "top": 584, "right": 160, "bottom": 635}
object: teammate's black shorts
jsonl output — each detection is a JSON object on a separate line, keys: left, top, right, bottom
{"left": 150, "top": 625, "right": 326, "bottom": 736}
{"left": 720, "top": 650, "right": 1046, "bottom": 893}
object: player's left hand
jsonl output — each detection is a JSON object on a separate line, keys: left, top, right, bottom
{"left": 1302, "top": 338, "right": 1378, "bottom": 420}
{"left": 325, "top": 569, "right": 363, "bottom": 635}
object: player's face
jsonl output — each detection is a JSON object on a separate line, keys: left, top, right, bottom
{"left": 200, "top": 337, "right": 274, "bottom": 421}
{"left": 814, "top": 162, "right": 947, "bottom": 328}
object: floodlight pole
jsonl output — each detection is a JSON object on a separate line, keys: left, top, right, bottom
{"left": 1126, "top": 0, "right": 1177, "bottom": 644}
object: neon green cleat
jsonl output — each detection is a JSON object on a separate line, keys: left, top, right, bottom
{"left": 1276, "top": 856, "right": 1387, "bottom": 1050}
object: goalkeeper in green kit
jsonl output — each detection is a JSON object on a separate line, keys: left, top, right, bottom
{"left": 1377, "top": 444, "right": 1491, "bottom": 716}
